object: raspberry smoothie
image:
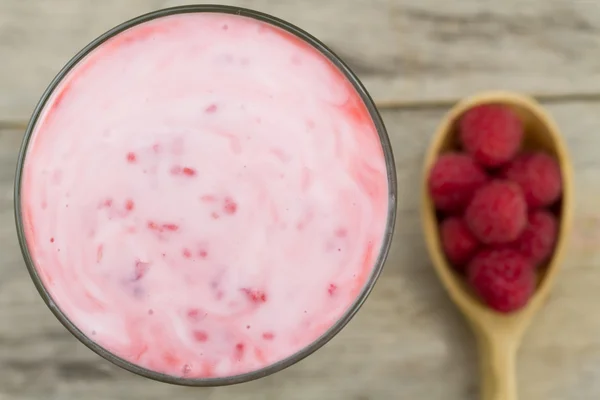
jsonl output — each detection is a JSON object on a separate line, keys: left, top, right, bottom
{"left": 18, "top": 10, "right": 391, "bottom": 380}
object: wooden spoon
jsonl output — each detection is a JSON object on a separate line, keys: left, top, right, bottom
{"left": 421, "top": 91, "right": 574, "bottom": 400}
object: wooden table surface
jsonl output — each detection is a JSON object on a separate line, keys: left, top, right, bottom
{"left": 2, "top": 1, "right": 600, "bottom": 399}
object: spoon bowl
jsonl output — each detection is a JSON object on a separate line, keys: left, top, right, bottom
{"left": 421, "top": 91, "right": 574, "bottom": 400}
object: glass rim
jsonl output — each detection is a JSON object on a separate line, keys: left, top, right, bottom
{"left": 13, "top": 3, "right": 398, "bottom": 387}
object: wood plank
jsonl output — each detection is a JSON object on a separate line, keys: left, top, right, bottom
{"left": 3, "top": 0, "right": 600, "bottom": 120}
{"left": 1, "top": 101, "right": 600, "bottom": 399}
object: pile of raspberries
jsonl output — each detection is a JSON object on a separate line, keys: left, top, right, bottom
{"left": 428, "top": 104, "right": 563, "bottom": 313}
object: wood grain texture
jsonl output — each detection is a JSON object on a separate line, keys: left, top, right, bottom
{"left": 3, "top": 0, "right": 600, "bottom": 120}
{"left": 0, "top": 102, "right": 599, "bottom": 399}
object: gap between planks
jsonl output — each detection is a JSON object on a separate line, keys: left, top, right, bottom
{"left": 3, "top": 91, "right": 600, "bottom": 131}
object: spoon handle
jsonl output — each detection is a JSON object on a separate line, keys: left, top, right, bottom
{"left": 478, "top": 333, "right": 518, "bottom": 400}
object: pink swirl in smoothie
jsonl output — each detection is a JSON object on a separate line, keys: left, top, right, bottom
{"left": 20, "top": 12, "right": 389, "bottom": 378}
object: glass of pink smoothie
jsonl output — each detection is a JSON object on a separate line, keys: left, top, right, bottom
{"left": 15, "top": 5, "right": 397, "bottom": 386}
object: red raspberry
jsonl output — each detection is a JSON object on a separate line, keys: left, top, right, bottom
{"left": 500, "top": 152, "right": 562, "bottom": 208}
{"left": 459, "top": 104, "right": 523, "bottom": 167}
{"left": 440, "top": 217, "right": 480, "bottom": 269}
{"left": 510, "top": 211, "right": 558, "bottom": 267}
{"left": 428, "top": 153, "right": 488, "bottom": 213}
{"left": 468, "top": 248, "right": 535, "bottom": 313}
{"left": 465, "top": 180, "right": 527, "bottom": 244}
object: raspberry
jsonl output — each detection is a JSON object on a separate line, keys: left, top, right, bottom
{"left": 241, "top": 288, "right": 267, "bottom": 303}
{"left": 465, "top": 180, "right": 527, "bottom": 244}
{"left": 428, "top": 153, "right": 488, "bottom": 213}
{"left": 468, "top": 248, "right": 535, "bottom": 313}
{"left": 193, "top": 330, "right": 209, "bottom": 342}
{"left": 327, "top": 283, "right": 338, "bottom": 295}
{"left": 440, "top": 217, "right": 479, "bottom": 269}
{"left": 500, "top": 152, "right": 562, "bottom": 208}
{"left": 223, "top": 197, "right": 238, "bottom": 215}
{"left": 182, "top": 167, "right": 197, "bottom": 177}
{"left": 459, "top": 104, "right": 523, "bottom": 167}
{"left": 510, "top": 211, "right": 558, "bottom": 267}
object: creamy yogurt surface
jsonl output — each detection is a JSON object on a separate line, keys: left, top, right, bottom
{"left": 20, "top": 12, "right": 389, "bottom": 378}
